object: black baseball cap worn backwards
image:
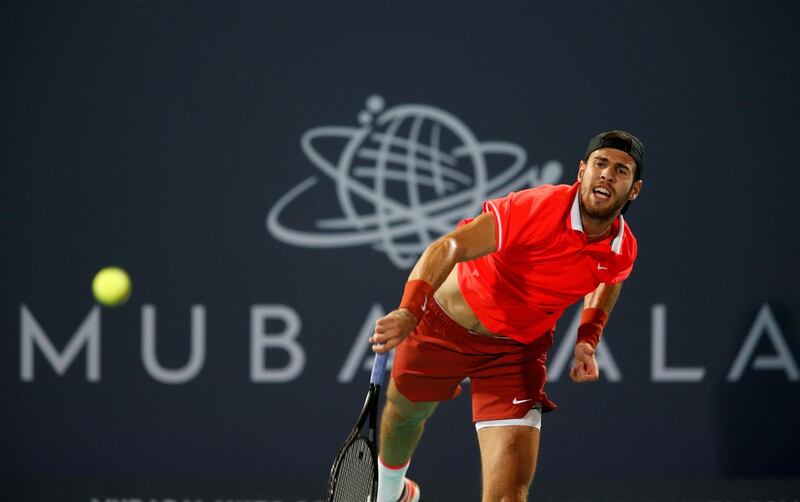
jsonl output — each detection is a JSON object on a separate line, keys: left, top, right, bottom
{"left": 585, "top": 130, "right": 645, "bottom": 180}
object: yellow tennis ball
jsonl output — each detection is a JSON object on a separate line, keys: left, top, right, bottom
{"left": 92, "top": 267, "right": 131, "bottom": 307}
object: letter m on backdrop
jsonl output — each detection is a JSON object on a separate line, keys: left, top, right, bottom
{"left": 20, "top": 305, "right": 101, "bottom": 382}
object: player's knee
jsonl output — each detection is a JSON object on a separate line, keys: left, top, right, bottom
{"left": 384, "top": 398, "right": 435, "bottom": 426}
{"left": 512, "top": 476, "right": 534, "bottom": 498}
{"left": 508, "top": 485, "right": 532, "bottom": 502}
{"left": 385, "top": 381, "right": 437, "bottom": 426}
{"left": 483, "top": 481, "right": 531, "bottom": 502}
{"left": 503, "top": 467, "right": 535, "bottom": 493}
{"left": 384, "top": 392, "right": 436, "bottom": 426}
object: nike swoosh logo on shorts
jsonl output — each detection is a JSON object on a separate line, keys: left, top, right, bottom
{"left": 512, "top": 397, "right": 533, "bottom": 405}
{"left": 597, "top": 263, "right": 608, "bottom": 270}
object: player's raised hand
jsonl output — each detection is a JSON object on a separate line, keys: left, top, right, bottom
{"left": 369, "top": 308, "right": 418, "bottom": 353}
{"left": 570, "top": 342, "right": 600, "bottom": 382}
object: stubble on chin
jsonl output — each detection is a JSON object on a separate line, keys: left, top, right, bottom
{"left": 580, "top": 190, "right": 627, "bottom": 222}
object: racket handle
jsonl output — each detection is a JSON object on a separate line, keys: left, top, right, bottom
{"left": 370, "top": 352, "right": 389, "bottom": 385}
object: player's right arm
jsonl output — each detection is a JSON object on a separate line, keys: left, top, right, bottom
{"left": 369, "top": 212, "right": 497, "bottom": 353}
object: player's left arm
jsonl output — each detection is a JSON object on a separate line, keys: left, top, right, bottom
{"left": 570, "top": 282, "right": 624, "bottom": 383}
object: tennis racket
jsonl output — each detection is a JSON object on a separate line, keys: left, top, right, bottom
{"left": 326, "top": 351, "right": 389, "bottom": 502}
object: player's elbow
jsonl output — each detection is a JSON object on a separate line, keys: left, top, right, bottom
{"left": 427, "top": 236, "right": 462, "bottom": 264}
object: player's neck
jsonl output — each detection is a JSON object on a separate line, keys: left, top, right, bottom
{"left": 580, "top": 211, "right": 618, "bottom": 241}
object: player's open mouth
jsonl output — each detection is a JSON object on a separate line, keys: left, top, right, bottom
{"left": 592, "top": 186, "right": 612, "bottom": 200}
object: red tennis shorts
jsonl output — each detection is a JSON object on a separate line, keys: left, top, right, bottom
{"left": 391, "top": 298, "right": 557, "bottom": 422}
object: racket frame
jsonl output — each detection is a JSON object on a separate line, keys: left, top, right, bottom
{"left": 326, "top": 352, "right": 388, "bottom": 501}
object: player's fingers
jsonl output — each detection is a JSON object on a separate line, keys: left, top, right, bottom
{"left": 370, "top": 333, "right": 389, "bottom": 351}
{"left": 573, "top": 362, "right": 590, "bottom": 383}
{"left": 372, "top": 337, "right": 398, "bottom": 353}
{"left": 370, "top": 328, "right": 394, "bottom": 343}
{"left": 370, "top": 327, "right": 404, "bottom": 346}
{"left": 370, "top": 330, "right": 394, "bottom": 344}
{"left": 376, "top": 319, "right": 402, "bottom": 335}
{"left": 374, "top": 317, "right": 390, "bottom": 332}
{"left": 569, "top": 365, "right": 579, "bottom": 382}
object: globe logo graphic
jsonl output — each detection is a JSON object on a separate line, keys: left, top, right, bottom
{"left": 267, "top": 95, "right": 563, "bottom": 268}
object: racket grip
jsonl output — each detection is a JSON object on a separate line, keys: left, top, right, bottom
{"left": 370, "top": 352, "right": 389, "bottom": 385}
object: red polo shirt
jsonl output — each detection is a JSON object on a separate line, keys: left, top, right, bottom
{"left": 457, "top": 182, "right": 637, "bottom": 344}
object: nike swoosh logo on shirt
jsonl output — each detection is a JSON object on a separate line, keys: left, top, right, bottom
{"left": 512, "top": 397, "right": 534, "bottom": 405}
{"left": 597, "top": 264, "right": 608, "bottom": 270}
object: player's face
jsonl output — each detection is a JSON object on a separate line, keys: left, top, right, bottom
{"left": 577, "top": 148, "right": 643, "bottom": 220}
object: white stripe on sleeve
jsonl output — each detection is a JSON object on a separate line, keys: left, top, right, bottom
{"left": 484, "top": 200, "right": 503, "bottom": 252}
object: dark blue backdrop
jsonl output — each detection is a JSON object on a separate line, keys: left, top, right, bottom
{"left": 2, "top": 1, "right": 799, "bottom": 501}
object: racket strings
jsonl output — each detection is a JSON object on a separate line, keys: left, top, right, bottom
{"left": 331, "top": 437, "right": 376, "bottom": 501}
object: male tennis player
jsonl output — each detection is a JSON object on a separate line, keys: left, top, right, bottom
{"left": 368, "top": 130, "right": 645, "bottom": 502}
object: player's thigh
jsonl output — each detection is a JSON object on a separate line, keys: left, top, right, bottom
{"left": 477, "top": 425, "right": 540, "bottom": 494}
{"left": 384, "top": 378, "right": 439, "bottom": 424}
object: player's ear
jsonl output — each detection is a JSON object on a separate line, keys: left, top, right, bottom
{"left": 628, "top": 179, "right": 643, "bottom": 200}
{"left": 577, "top": 160, "right": 586, "bottom": 182}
